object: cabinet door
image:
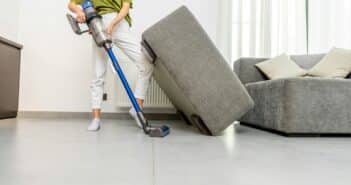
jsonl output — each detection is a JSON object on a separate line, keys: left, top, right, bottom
{"left": 0, "top": 42, "right": 21, "bottom": 118}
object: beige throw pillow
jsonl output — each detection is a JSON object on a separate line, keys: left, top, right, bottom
{"left": 255, "top": 53, "right": 307, "bottom": 80}
{"left": 308, "top": 48, "right": 351, "bottom": 78}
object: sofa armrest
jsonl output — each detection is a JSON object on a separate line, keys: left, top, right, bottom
{"left": 233, "top": 57, "right": 269, "bottom": 84}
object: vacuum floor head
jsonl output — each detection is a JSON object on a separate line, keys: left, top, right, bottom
{"left": 148, "top": 125, "right": 170, "bottom": 137}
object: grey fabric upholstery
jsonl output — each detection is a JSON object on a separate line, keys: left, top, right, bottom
{"left": 234, "top": 54, "right": 351, "bottom": 134}
{"left": 234, "top": 57, "right": 269, "bottom": 84}
{"left": 291, "top": 54, "right": 325, "bottom": 69}
{"left": 142, "top": 6, "right": 254, "bottom": 135}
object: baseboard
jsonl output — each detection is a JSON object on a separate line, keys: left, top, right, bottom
{"left": 18, "top": 111, "right": 180, "bottom": 120}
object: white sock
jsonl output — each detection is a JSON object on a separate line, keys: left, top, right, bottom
{"left": 129, "top": 108, "right": 143, "bottom": 129}
{"left": 88, "top": 118, "right": 101, "bottom": 131}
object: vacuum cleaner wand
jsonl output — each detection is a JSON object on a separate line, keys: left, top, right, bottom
{"left": 66, "top": 0, "right": 170, "bottom": 137}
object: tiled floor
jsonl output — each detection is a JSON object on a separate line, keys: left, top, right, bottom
{"left": 0, "top": 118, "right": 350, "bottom": 185}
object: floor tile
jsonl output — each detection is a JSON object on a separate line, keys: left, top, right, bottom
{"left": 153, "top": 124, "right": 351, "bottom": 185}
{"left": 1, "top": 118, "right": 351, "bottom": 185}
{"left": 0, "top": 118, "right": 153, "bottom": 185}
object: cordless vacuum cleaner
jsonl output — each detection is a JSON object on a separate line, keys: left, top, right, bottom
{"left": 66, "top": 0, "right": 170, "bottom": 137}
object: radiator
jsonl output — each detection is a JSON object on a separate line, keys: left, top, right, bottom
{"left": 114, "top": 59, "right": 173, "bottom": 108}
{"left": 115, "top": 78, "right": 173, "bottom": 108}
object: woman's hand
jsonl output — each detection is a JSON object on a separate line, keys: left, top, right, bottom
{"left": 106, "top": 2, "right": 131, "bottom": 35}
{"left": 107, "top": 22, "right": 118, "bottom": 35}
{"left": 68, "top": 2, "right": 86, "bottom": 23}
{"left": 76, "top": 10, "right": 86, "bottom": 23}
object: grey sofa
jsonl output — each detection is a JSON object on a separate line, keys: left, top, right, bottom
{"left": 234, "top": 54, "right": 351, "bottom": 135}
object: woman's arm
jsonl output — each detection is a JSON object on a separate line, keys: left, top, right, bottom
{"left": 107, "top": 2, "right": 131, "bottom": 35}
{"left": 68, "top": 1, "right": 86, "bottom": 23}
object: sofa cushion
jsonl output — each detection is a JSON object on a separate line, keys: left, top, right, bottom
{"left": 142, "top": 6, "right": 254, "bottom": 135}
{"left": 255, "top": 54, "right": 307, "bottom": 80}
{"left": 308, "top": 48, "right": 351, "bottom": 78}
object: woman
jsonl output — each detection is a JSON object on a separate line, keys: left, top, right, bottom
{"left": 68, "top": 0, "right": 153, "bottom": 131}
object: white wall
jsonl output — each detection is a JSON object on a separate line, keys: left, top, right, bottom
{"left": 18, "top": 0, "right": 221, "bottom": 113}
{"left": 0, "top": 0, "right": 20, "bottom": 42}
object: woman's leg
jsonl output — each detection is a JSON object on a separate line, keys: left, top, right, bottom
{"left": 88, "top": 43, "right": 108, "bottom": 131}
{"left": 101, "top": 13, "right": 153, "bottom": 107}
{"left": 112, "top": 30, "right": 154, "bottom": 108}
{"left": 109, "top": 19, "right": 154, "bottom": 128}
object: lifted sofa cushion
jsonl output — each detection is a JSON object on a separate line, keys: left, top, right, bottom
{"left": 142, "top": 6, "right": 254, "bottom": 135}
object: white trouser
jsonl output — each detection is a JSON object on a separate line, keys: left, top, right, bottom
{"left": 91, "top": 13, "right": 153, "bottom": 109}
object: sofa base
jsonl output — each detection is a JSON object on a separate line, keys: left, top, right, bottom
{"left": 0, "top": 112, "right": 17, "bottom": 119}
{"left": 240, "top": 122, "right": 351, "bottom": 137}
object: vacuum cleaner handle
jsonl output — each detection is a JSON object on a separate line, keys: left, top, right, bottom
{"left": 66, "top": 14, "right": 89, "bottom": 35}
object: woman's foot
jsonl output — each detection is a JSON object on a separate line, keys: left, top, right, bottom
{"left": 88, "top": 118, "right": 101, "bottom": 131}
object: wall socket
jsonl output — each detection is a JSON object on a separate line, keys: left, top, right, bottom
{"left": 103, "top": 93, "right": 108, "bottom": 101}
